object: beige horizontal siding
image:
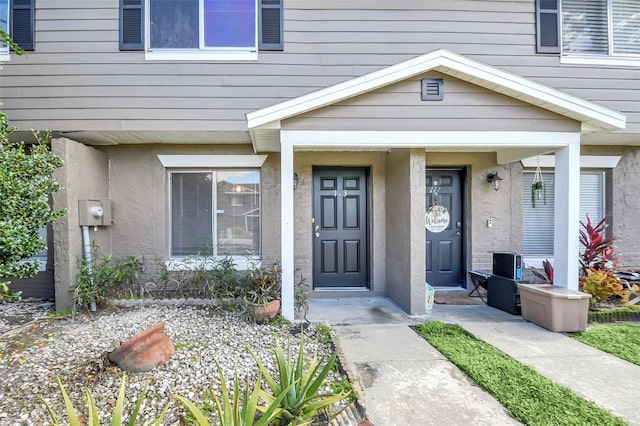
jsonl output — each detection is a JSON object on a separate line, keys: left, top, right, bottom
{"left": 0, "top": 0, "right": 637, "bottom": 138}
{"left": 283, "top": 74, "right": 580, "bottom": 132}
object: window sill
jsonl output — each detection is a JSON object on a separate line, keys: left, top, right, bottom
{"left": 145, "top": 50, "right": 258, "bottom": 61}
{"left": 523, "top": 257, "right": 553, "bottom": 269}
{"left": 18, "top": 259, "right": 47, "bottom": 272}
{"left": 560, "top": 55, "right": 640, "bottom": 68}
{"left": 166, "top": 256, "right": 259, "bottom": 272}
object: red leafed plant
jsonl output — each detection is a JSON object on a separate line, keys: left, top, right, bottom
{"left": 579, "top": 214, "right": 618, "bottom": 276}
{"left": 578, "top": 215, "right": 629, "bottom": 304}
{"left": 531, "top": 259, "right": 554, "bottom": 284}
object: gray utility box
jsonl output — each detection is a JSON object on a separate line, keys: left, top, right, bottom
{"left": 517, "top": 284, "right": 591, "bottom": 332}
{"left": 78, "top": 199, "right": 112, "bottom": 226}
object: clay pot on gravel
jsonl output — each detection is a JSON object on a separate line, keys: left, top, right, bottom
{"left": 108, "top": 323, "right": 174, "bottom": 372}
{"left": 246, "top": 299, "right": 281, "bottom": 323}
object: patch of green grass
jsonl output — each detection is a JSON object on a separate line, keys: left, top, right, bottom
{"left": 414, "top": 321, "right": 625, "bottom": 426}
{"left": 271, "top": 315, "right": 291, "bottom": 327}
{"left": 174, "top": 343, "right": 197, "bottom": 351}
{"left": 572, "top": 323, "right": 640, "bottom": 366}
{"left": 46, "top": 310, "right": 73, "bottom": 318}
{"left": 315, "top": 323, "right": 333, "bottom": 344}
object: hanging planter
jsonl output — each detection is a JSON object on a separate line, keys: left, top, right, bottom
{"left": 531, "top": 161, "right": 546, "bottom": 208}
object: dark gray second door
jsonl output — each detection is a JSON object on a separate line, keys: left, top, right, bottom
{"left": 312, "top": 167, "right": 368, "bottom": 288}
{"left": 426, "top": 168, "right": 464, "bottom": 287}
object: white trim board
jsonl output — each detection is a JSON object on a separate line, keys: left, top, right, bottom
{"left": 521, "top": 155, "right": 622, "bottom": 168}
{"left": 281, "top": 130, "right": 580, "bottom": 149}
{"left": 157, "top": 155, "right": 268, "bottom": 168}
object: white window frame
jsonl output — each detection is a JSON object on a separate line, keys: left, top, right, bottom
{"left": 144, "top": 0, "right": 258, "bottom": 61}
{"left": 0, "top": 0, "right": 9, "bottom": 62}
{"left": 160, "top": 155, "right": 267, "bottom": 271}
{"left": 560, "top": 0, "right": 640, "bottom": 66}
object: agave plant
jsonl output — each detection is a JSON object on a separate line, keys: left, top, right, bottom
{"left": 251, "top": 335, "right": 350, "bottom": 425}
{"left": 39, "top": 374, "right": 157, "bottom": 426}
{"left": 174, "top": 360, "right": 288, "bottom": 426}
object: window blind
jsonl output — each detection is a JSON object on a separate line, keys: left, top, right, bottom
{"left": 562, "top": 0, "right": 609, "bottom": 54}
{"left": 612, "top": 0, "right": 640, "bottom": 54}
{"left": 522, "top": 171, "right": 604, "bottom": 256}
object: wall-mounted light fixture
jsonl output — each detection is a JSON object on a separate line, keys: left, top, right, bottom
{"left": 487, "top": 172, "right": 503, "bottom": 191}
{"left": 293, "top": 172, "right": 299, "bottom": 190}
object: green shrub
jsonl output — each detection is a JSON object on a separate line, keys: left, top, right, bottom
{"left": 73, "top": 245, "right": 142, "bottom": 309}
{"left": 0, "top": 111, "right": 65, "bottom": 297}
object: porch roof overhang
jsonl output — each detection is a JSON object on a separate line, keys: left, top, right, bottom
{"left": 246, "top": 49, "right": 626, "bottom": 153}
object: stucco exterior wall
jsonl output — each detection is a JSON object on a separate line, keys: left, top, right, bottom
{"left": 294, "top": 151, "right": 387, "bottom": 295}
{"left": 102, "top": 144, "right": 275, "bottom": 280}
{"left": 52, "top": 138, "right": 111, "bottom": 311}
{"left": 385, "top": 148, "right": 426, "bottom": 313}
{"left": 610, "top": 147, "right": 640, "bottom": 268}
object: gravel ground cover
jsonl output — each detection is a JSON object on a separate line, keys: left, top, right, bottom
{"left": 0, "top": 301, "right": 349, "bottom": 425}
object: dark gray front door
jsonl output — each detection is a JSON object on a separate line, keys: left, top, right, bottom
{"left": 426, "top": 168, "right": 464, "bottom": 287}
{"left": 313, "top": 167, "right": 368, "bottom": 288}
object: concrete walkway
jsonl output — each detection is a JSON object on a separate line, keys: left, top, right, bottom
{"left": 307, "top": 297, "right": 640, "bottom": 426}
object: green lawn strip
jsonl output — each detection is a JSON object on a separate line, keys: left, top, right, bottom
{"left": 571, "top": 323, "right": 640, "bottom": 366}
{"left": 413, "top": 321, "right": 625, "bottom": 426}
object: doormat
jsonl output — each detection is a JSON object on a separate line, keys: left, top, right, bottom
{"left": 434, "top": 293, "right": 485, "bottom": 305}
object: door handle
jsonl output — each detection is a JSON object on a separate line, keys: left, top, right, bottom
{"left": 456, "top": 222, "right": 462, "bottom": 229}
{"left": 315, "top": 232, "right": 320, "bottom": 238}
{"left": 455, "top": 231, "right": 461, "bottom": 237}
{"left": 315, "top": 225, "right": 319, "bottom": 231}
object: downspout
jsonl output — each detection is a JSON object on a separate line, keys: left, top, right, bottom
{"left": 81, "top": 225, "right": 97, "bottom": 312}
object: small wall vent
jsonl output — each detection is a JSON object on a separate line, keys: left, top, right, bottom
{"left": 421, "top": 78, "right": 444, "bottom": 101}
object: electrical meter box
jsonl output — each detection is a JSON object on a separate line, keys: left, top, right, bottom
{"left": 78, "top": 199, "right": 112, "bottom": 226}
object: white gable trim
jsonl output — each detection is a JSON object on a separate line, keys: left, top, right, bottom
{"left": 246, "top": 49, "right": 626, "bottom": 133}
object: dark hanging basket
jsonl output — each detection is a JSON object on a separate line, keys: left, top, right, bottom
{"left": 531, "top": 181, "right": 546, "bottom": 208}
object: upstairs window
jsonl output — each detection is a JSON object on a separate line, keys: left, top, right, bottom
{"left": 150, "top": 0, "right": 255, "bottom": 50}
{"left": 563, "top": 0, "right": 640, "bottom": 56}
{"left": 0, "top": 0, "right": 35, "bottom": 58}
{"left": 536, "top": 0, "right": 640, "bottom": 62}
{"left": 120, "top": 0, "right": 283, "bottom": 59}
{"left": 0, "top": 0, "right": 8, "bottom": 59}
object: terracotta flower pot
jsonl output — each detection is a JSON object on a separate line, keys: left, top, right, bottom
{"left": 247, "top": 299, "right": 281, "bottom": 323}
{"left": 108, "top": 323, "right": 174, "bottom": 372}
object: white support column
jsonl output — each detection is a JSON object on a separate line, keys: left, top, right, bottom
{"left": 553, "top": 141, "right": 581, "bottom": 290}
{"left": 280, "top": 136, "right": 295, "bottom": 320}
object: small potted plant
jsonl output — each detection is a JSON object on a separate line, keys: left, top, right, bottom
{"left": 242, "top": 260, "right": 281, "bottom": 322}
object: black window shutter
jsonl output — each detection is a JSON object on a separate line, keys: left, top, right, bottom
{"left": 536, "top": 0, "right": 560, "bottom": 53}
{"left": 120, "top": 0, "right": 144, "bottom": 51}
{"left": 11, "top": 0, "right": 35, "bottom": 51}
{"left": 259, "top": 0, "right": 283, "bottom": 51}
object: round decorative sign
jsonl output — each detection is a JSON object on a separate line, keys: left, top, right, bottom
{"left": 425, "top": 203, "right": 450, "bottom": 233}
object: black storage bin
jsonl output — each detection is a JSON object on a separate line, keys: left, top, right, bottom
{"left": 487, "top": 275, "right": 521, "bottom": 315}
